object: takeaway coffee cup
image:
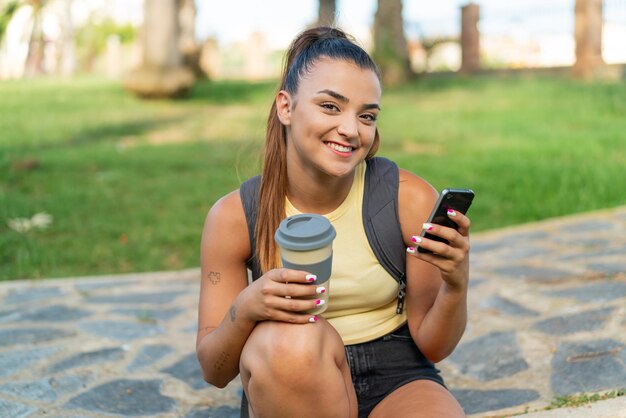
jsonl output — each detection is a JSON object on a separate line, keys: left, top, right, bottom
{"left": 274, "top": 214, "right": 336, "bottom": 315}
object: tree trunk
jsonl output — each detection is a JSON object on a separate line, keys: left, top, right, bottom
{"left": 124, "top": 0, "right": 194, "bottom": 98}
{"left": 24, "top": 0, "right": 45, "bottom": 77}
{"left": 179, "top": 0, "right": 203, "bottom": 77}
{"left": 460, "top": 3, "right": 480, "bottom": 74}
{"left": 317, "top": 0, "right": 336, "bottom": 26}
{"left": 57, "top": 0, "right": 75, "bottom": 77}
{"left": 372, "top": 0, "right": 411, "bottom": 86}
{"left": 573, "top": 0, "right": 604, "bottom": 79}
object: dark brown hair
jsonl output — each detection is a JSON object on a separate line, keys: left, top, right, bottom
{"left": 256, "top": 26, "right": 381, "bottom": 273}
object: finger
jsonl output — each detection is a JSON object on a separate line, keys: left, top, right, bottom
{"left": 270, "top": 295, "right": 326, "bottom": 314}
{"left": 409, "top": 225, "right": 467, "bottom": 258}
{"left": 407, "top": 246, "right": 460, "bottom": 274}
{"left": 417, "top": 227, "right": 469, "bottom": 253}
{"left": 407, "top": 246, "right": 442, "bottom": 264}
{"left": 270, "top": 268, "right": 318, "bottom": 284}
{"left": 408, "top": 236, "right": 454, "bottom": 258}
{"left": 415, "top": 223, "right": 461, "bottom": 250}
{"left": 275, "top": 283, "right": 327, "bottom": 298}
{"left": 446, "top": 209, "right": 471, "bottom": 236}
{"left": 407, "top": 246, "right": 451, "bottom": 273}
{"left": 266, "top": 310, "right": 321, "bottom": 324}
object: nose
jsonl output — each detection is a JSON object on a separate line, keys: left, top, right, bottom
{"left": 336, "top": 114, "right": 359, "bottom": 139}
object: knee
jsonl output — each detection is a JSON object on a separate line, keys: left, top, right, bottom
{"left": 242, "top": 320, "right": 340, "bottom": 382}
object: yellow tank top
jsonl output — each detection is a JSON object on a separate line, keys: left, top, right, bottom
{"left": 286, "top": 161, "right": 407, "bottom": 345}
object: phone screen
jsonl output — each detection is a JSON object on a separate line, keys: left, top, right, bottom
{"left": 418, "top": 188, "right": 474, "bottom": 254}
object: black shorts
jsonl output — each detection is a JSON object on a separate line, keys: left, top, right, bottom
{"left": 239, "top": 323, "right": 445, "bottom": 418}
{"left": 346, "top": 323, "right": 445, "bottom": 418}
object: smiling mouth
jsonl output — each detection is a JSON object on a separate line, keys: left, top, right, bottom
{"left": 324, "top": 141, "right": 354, "bottom": 153}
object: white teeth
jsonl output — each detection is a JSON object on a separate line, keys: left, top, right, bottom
{"left": 326, "top": 142, "right": 352, "bottom": 153}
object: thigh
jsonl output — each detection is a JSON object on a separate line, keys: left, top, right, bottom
{"left": 368, "top": 380, "right": 465, "bottom": 418}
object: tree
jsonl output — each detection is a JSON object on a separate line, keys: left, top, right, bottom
{"left": 573, "top": 0, "right": 604, "bottom": 79}
{"left": 23, "top": 0, "right": 46, "bottom": 77}
{"left": 2, "top": 0, "right": 75, "bottom": 78}
{"left": 124, "top": 0, "right": 194, "bottom": 98}
{"left": 460, "top": 2, "right": 480, "bottom": 74}
{"left": 317, "top": 0, "right": 336, "bottom": 26}
{"left": 56, "top": 0, "right": 75, "bottom": 76}
{"left": 372, "top": 0, "right": 411, "bottom": 86}
{"left": 0, "top": 0, "right": 20, "bottom": 41}
{"left": 179, "top": 0, "right": 202, "bottom": 77}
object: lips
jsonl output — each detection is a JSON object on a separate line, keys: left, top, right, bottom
{"left": 324, "top": 141, "right": 354, "bottom": 154}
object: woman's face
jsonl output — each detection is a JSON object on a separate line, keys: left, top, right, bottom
{"left": 277, "top": 57, "right": 382, "bottom": 179}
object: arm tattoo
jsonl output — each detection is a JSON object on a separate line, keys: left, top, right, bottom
{"left": 229, "top": 305, "right": 237, "bottom": 322}
{"left": 214, "top": 351, "right": 231, "bottom": 371}
{"left": 208, "top": 271, "right": 221, "bottom": 285}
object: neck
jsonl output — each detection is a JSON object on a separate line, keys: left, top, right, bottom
{"left": 286, "top": 166, "right": 356, "bottom": 214}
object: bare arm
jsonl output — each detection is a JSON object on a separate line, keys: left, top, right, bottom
{"left": 196, "top": 191, "right": 255, "bottom": 387}
{"left": 398, "top": 169, "right": 470, "bottom": 363}
{"left": 196, "top": 191, "right": 326, "bottom": 388}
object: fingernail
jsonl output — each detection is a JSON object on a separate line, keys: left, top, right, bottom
{"left": 309, "top": 316, "right": 318, "bottom": 323}
{"left": 306, "top": 274, "right": 317, "bottom": 282}
{"left": 407, "top": 247, "right": 417, "bottom": 254}
{"left": 447, "top": 209, "right": 457, "bottom": 217}
{"left": 423, "top": 223, "right": 433, "bottom": 231}
{"left": 316, "top": 299, "right": 325, "bottom": 306}
{"left": 316, "top": 286, "right": 326, "bottom": 294}
{"left": 411, "top": 236, "right": 422, "bottom": 243}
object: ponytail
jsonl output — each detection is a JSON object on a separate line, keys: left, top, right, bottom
{"left": 255, "top": 27, "right": 381, "bottom": 273}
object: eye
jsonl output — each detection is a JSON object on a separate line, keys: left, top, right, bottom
{"left": 320, "top": 102, "right": 339, "bottom": 112}
{"left": 360, "top": 113, "right": 378, "bottom": 123}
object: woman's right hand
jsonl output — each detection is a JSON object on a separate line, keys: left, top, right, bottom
{"left": 236, "top": 269, "right": 325, "bottom": 324}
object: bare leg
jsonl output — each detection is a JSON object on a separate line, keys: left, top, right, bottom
{"left": 240, "top": 318, "right": 357, "bottom": 418}
{"left": 369, "top": 380, "right": 465, "bottom": 418}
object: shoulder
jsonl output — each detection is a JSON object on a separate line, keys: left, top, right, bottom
{"left": 202, "top": 189, "right": 250, "bottom": 260}
{"left": 398, "top": 169, "right": 438, "bottom": 203}
{"left": 205, "top": 189, "right": 246, "bottom": 227}
{"left": 397, "top": 168, "right": 439, "bottom": 239}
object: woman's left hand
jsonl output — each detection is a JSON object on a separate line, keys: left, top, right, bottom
{"left": 406, "top": 209, "right": 471, "bottom": 291}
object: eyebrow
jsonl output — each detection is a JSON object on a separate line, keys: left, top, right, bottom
{"left": 317, "top": 89, "right": 381, "bottom": 111}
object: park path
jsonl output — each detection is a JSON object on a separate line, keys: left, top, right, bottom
{"left": 1, "top": 206, "right": 626, "bottom": 417}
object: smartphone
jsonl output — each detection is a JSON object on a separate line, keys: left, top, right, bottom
{"left": 418, "top": 188, "right": 475, "bottom": 254}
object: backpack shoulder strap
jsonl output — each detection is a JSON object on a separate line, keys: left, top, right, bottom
{"left": 364, "top": 157, "right": 407, "bottom": 313}
{"left": 239, "top": 175, "right": 262, "bottom": 281}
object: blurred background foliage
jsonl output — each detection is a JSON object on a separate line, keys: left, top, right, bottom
{"left": 1, "top": 0, "right": 625, "bottom": 280}
{"left": 74, "top": 18, "right": 136, "bottom": 72}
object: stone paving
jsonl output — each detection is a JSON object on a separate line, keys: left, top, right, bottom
{"left": 1, "top": 206, "right": 625, "bottom": 417}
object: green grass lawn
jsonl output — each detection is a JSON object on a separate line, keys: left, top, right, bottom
{"left": 1, "top": 74, "right": 625, "bottom": 280}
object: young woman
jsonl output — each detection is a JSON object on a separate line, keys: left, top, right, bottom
{"left": 196, "top": 26, "right": 469, "bottom": 418}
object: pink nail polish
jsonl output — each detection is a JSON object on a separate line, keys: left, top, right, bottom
{"left": 423, "top": 223, "right": 433, "bottom": 231}
{"left": 309, "top": 316, "right": 318, "bottom": 323}
{"left": 407, "top": 247, "right": 417, "bottom": 254}
{"left": 316, "top": 286, "right": 326, "bottom": 294}
{"left": 411, "top": 236, "right": 422, "bottom": 243}
{"left": 306, "top": 274, "right": 317, "bottom": 282}
{"left": 447, "top": 209, "right": 457, "bottom": 217}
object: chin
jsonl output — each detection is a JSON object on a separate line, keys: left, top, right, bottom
{"left": 318, "top": 160, "right": 360, "bottom": 178}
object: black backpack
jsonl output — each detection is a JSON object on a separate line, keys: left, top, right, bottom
{"left": 239, "top": 156, "right": 407, "bottom": 314}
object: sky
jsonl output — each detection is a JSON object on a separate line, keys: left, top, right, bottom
{"left": 196, "top": 0, "right": 578, "bottom": 48}
{"left": 73, "top": 0, "right": 625, "bottom": 53}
